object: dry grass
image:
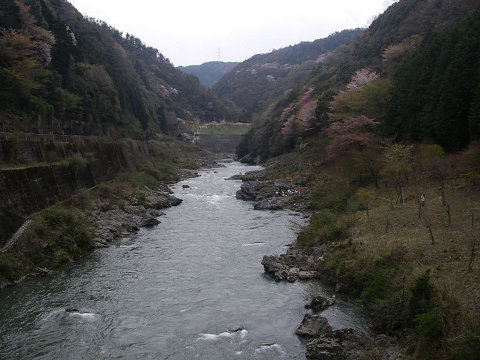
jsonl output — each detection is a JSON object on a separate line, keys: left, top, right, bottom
{"left": 343, "top": 179, "right": 480, "bottom": 347}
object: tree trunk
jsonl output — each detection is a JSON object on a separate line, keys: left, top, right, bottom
{"left": 441, "top": 182, "right": 446, "bottom": 206}
{"left": 428, "top": 225, "right": 435, "bottom": 244}
{"left": 468, "top": 243, "right": 476, "bottom": 271}
{"left": 446, "top": 203, "right": 451, "bottom": 226}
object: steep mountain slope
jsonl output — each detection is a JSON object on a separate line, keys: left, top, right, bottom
{"left": 212, "top": 29, "right": 362, "bottom": 120}
{"left": 238, "top": 0, "right": 480, "bottom": 161}
{"left": 0, "top": 0, "right": 241, "bottom": 137}
{"left": 178, "top": 61, "right": 239, "bottom": 88}
{"left": 234, "top": 1, "right": 480, "bottom": 358}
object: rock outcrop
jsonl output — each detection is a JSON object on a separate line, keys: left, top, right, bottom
{"left": 241, "top": 170, "right": 405, "bottom": 360}
{"left": 93, "top": 188, "right": 182, "bottom": 247}
{"left": 305, "top": 296, "right": 336, "bottom": 312}
{"left": 296, "top": 314, "right": 332, "bottom": 337}
{"left": 261, "top": 246, "right": 323, "bottom": 282}
{"left": 235, "top": 180, "right": 307, "bottom": 211}
{"left": 305, "top": 328, "right": 370, "bottom": 360}
{"left": 294, "top": 314, "right": 404, "bottom": 359}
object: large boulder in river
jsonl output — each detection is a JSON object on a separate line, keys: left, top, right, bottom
{"left": 140, "top": 217, "right": 160, "bottom": 227}
{"left": 261, "top": 247, "right": 321, "bottom": 282}
{"left": 236, "top": 181, "right": 297, "bottom": 201}
{"left": 93, "top": 188, "right": 181, "bottom": 247}
{"left": 143, "top": 190, "right": 183, "bottom": 209}
{"left": 296, "top": 314, "right": 332, "bottom": 337}
{"left": 253, "top": 197, "right": 289, "bottom": 210}
{"left": 305, "top": 296, "right": 336, "bottom": 312}
{"left": 305, "top": 328, "right": 370, "bottom": 360}
{"left": 235, "top": 181, "right": 277, "bottom": 201}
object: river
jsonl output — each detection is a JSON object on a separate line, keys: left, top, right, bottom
{"left": 0, "top": 161, "right": 368, "bottom": 359}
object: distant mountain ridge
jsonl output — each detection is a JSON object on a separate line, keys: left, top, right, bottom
{"left": 212, "top": 29, "right": 363, "bottom": 119}
{"left": 0, "top": 0, "right": 241, "bottom": 137}
{"left": 178, "top": 61, "right": 239, "bottom": 88}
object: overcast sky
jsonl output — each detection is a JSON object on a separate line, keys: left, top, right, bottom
{"left": 68, "top": 0, "right": 394, "bottom": 67}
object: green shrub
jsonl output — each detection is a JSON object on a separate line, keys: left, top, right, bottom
{"left": 26, "top": 206, "right": 95, "bottom": 268}
{"left": 409, "top": 270, "right": 434, "bottom": 319}
{"left": 453, "top": 331, "right": 480, "bottom": 360}
{"left": 415, "top": 307, "right": 444, "bottom": 341}
{"left": 0, "top": 253, "right": 23, "bottom": 282}
{"left": 66, "top": 188, "right": 93, "bottom": 210}
{"left": 67, "top": 155, "right": 87, "bottom": 173}
{"left": 298, "top": 209, "right": 348, "bottom": 247}
{"left": 311, "top": 179, "right": 353, "bottom": 212}
{"left": 137, "top": 160, "right": 177, "bottom": 183}
{"left": 361, "top": 268, "right": 397, "bottom": 303}
{"left": 41, "top": 207, "right": 93, "bottom": 249}
{"left": 124, "top": 171, "right": 159, "bottom": 189}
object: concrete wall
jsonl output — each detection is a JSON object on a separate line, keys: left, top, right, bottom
{"left": 194, "top": 134, "right": 243, "bottom": 153}
{"left": 0, "top": 137, "right": 130, "bottom": 245}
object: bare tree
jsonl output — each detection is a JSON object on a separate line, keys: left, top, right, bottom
{"left": 466, "top": 227, "right": 480, "bottom": 271}
{"left": 421, "top": 211, "right": 435, "bottom": 245}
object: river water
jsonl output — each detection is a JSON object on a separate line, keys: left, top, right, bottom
{"left": 0, "top": 161, "right": 369, "bottom": 359}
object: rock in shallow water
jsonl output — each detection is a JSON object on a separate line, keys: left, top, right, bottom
{"left": 305, "top": 328, "right": 370, "bottom": 360}
{"left": 305, "top": 296, "right": 336, "bottom": 312}
{"left": 253, "top": 197, "right": 289, "bottom": 210}
{"left": 94, "top": 189, "right": 182, "bottom": 246}
{"left": 140, "top": 217, "right": 160, "bottom": 227}
{"left": 296, "top": 314, "right": 332, "bottom": 337}
{"left": 261, "top": 248, "right": 320, "bottom": 282}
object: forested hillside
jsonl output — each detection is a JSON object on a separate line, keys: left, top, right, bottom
{"left": 212, "top": 29, "right": 362, "bottom": 120}
{"left": 0, "top": 0, "right": 241, "bottom": 138}
{"left": 178, "top": 61, "right": 239, "bottom": 88}
{"left": 238, "top": 0, "right": 480, "bottom": 161}
{"left": 234, "top": 0, "right": 480, "bottom": 358}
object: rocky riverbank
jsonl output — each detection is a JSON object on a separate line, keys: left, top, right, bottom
{"left": 233, "top": 179, "right": 310, "bottom": 211}
{"left": 93, "top": 185, "right": 183, "bottom": 247}
{"left": 0, "top": 182, "right": 186, "bottom": 289}
{"left": 0, "top": 154, "right": 218, "bottom": 289}
{"left": 234, "top": 169, "right": 406, "bottom": 360}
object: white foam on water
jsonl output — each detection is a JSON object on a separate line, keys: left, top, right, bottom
{"left": 197, "top": 329, "right": 248, "bottom": 342}
{"left": 41, "top": 309, "right": 64, "bottom": 321}
{"left": 68, "top": 312, "right": 99, "bottom": 321}
{"left": 198, "top": 332, "right": 233, "bottom": 341}
{"left": 241, "top": 242, "right": 265, "bottom": 247}
{"left": 206, "top": 194, "right": 230, "bottom": 204}
{"left": 255, "top": 343, "right": 286, "bottom": 356}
